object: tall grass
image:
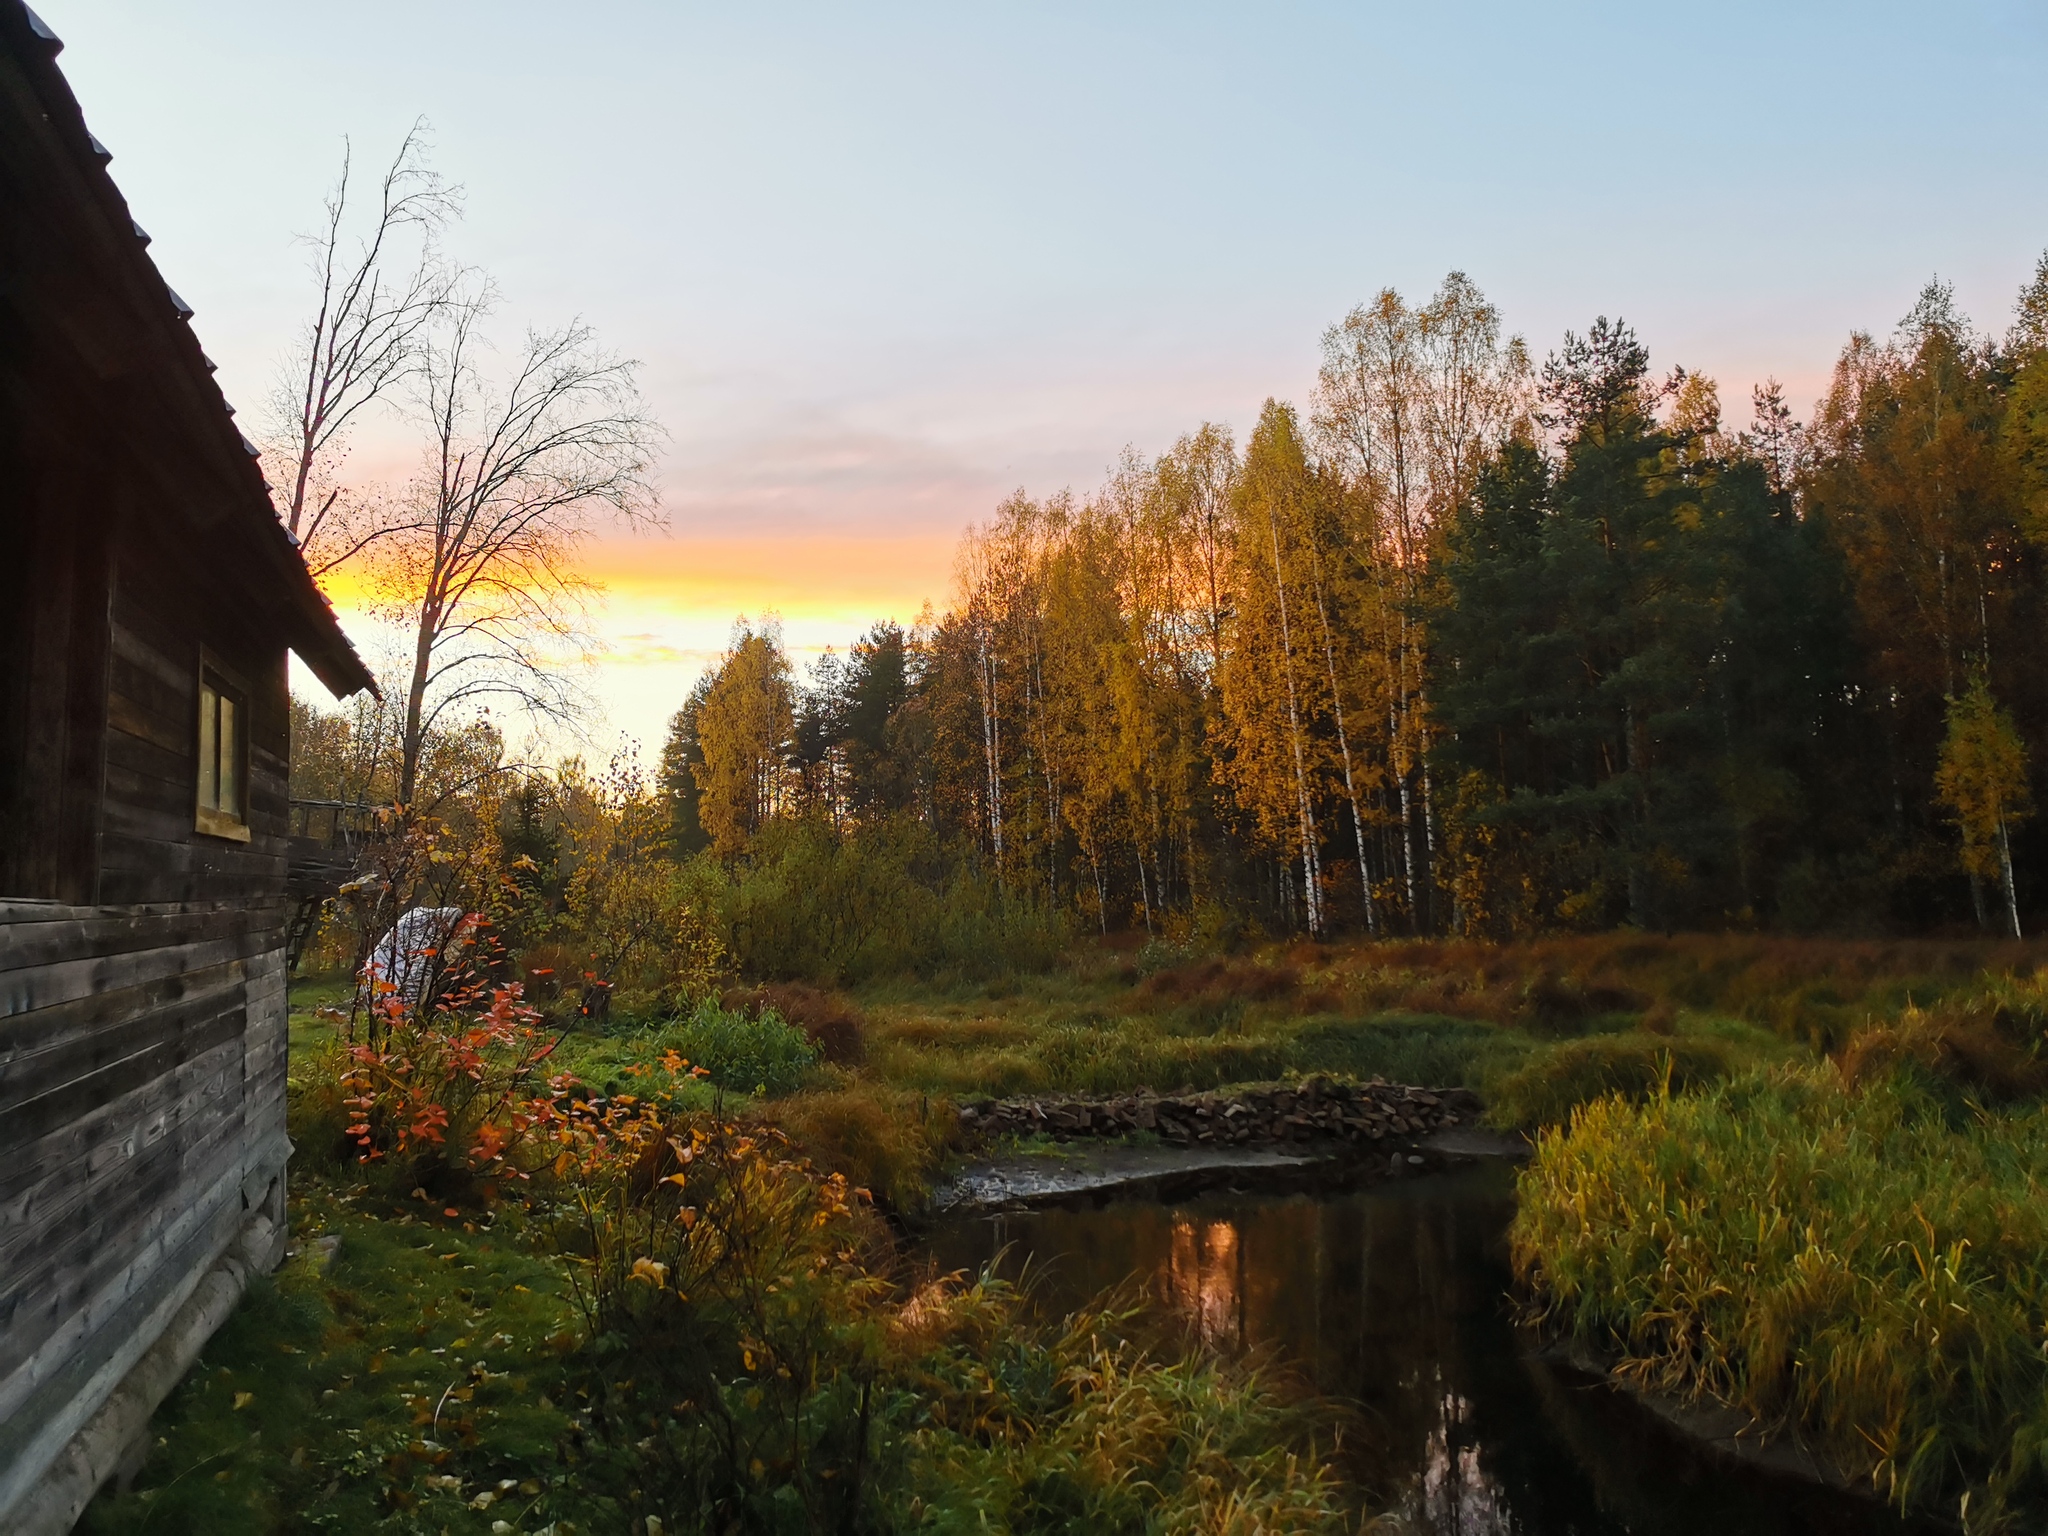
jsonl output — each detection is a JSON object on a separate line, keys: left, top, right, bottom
{"left": 535, "top": 1091, "right": 1353, "bottom": 1533}
{"left": 1514, "top": 1065, "right": 2048, "bottom": 1525}
{"left": 880, "top": 1276, "right": 1351, "bottom": 1533}
{"left": 1338, "top": 933, "right": 2048, "bottom": 1049}
{"left": 1484, "top": 1031, "right": 1734, "bottom": 1129}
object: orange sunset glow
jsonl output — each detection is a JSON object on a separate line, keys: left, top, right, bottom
{"left": 579, "top": 530, "right": 955, "bottom": 624}
{"left": 310, "top": 530, "right": 961, "bottom": 754}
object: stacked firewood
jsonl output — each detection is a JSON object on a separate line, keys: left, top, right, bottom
{"left": 956, "top": 1077, "right": 1480, "bottom": 1147}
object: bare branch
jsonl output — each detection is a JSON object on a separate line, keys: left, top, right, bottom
{"left": 270, "top": 121, "right": 464, "bottom": 572}
{"left": 369, "top": 301, "right": 666, "bottom": 803}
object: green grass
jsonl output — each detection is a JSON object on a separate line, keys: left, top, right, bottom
{"left": 1514, "top": 1064, "right": 2048, "bottom": 1526}
{"left": 101, "top": 938, "right": 2048, "bottom": 1531}
{"left": 879, "top": 1278, "right": 1349, "bottom": 1534}
{"left": 82, "top": 1178, "right": 595, "bottom": 1534}
{"left": 1482, "top": 1026, "right": 1773, "bottom": 1130}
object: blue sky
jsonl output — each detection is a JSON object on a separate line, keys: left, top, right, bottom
{"left": 45, "top": 0, "right": 2048, "bottom": 749}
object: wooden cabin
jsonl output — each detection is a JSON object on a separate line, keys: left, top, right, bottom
{"left": 0, "top": 5, "right": 376, "bottom": 1529}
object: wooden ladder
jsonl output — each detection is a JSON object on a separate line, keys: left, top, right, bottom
{"left": 285, "top": 896, "right": 327, "bottom": 973}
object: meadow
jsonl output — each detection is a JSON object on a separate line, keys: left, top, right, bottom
{"left": 82, "top": 931, "right": 2048, "bottom": 1533}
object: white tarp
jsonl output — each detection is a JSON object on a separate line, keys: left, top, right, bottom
{"left": 360, "top": 906, "right": 468, "bottom": 1008}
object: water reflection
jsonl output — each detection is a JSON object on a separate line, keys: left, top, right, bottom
{"left": 1170, "top": 1217, "right": 1244, "bottom": 1349}
{"left": 925, "top": 1163, "right": 1935, "bottom": 1536}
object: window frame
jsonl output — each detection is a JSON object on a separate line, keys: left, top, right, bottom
{"left": 194, "top": 648, "right": 251, "bottom": 843}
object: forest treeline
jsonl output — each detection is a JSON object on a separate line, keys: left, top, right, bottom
{"left": 663, "top": 266, "right": 2048, "bottom": 943}
{"left": 296, "top": 262, "right": 2048, "bottom": 964}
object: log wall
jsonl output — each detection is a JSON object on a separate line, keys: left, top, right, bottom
{"left": 0, "top": 8, "right": 371, "bottom": 1523}
{"left": 98, "top": 547, "right": 294, "bottom": 907}
{"left": 0, "top": 900, "right": 289, "bottom": 1520}
{"left": 0, "top": 473, "right": 299, "bottom": 1525}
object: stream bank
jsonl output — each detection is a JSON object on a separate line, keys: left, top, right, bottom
{"left": 919, "top": 1154, "right": 1939, "bottom": 1535}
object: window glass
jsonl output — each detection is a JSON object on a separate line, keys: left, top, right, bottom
{"left": 196, "top": 666, "right": 246, "bottom": 834}
{"left": 198, "top": 679, "right": 219, "bottom": 811}
{"left": 218, "top": 693, "right": 238, "bottom": 815}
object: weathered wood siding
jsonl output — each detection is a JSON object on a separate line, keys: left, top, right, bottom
{"left": 0, "top": 552, "right": 298, "bottom": 1519}
{"left": 0, "top": 901, "right": 290, "bottom": 1518}
{"left": 0, "top": 6, "right": 374, "bottom": 1522}
{"left": 98, "top": 546, "right": 293, "bottom": 907}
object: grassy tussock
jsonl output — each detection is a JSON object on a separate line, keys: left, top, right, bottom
{"left": 764, "top": 1081, "right": 960, "bottom": 1212}
{"left": 1513, "top": 1064, "right": 2048, "bottom": 1525}
{"left": 1483, "top": 1032, "right": 1736, "bottom": 1130}
{"left": 722, "top": 981, "right": 870, "bottom": 1064}
{"left": 884, "top": 1276, "right": 1351, "bottom": 1534}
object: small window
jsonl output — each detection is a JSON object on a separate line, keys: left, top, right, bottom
{"left": 196, "top": 663, "right": 249, "bottom": 841}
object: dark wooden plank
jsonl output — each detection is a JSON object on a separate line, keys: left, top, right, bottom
{"left": 100, "top": 758, "right": 193, "bottom": 823}
{"left": 108, "top": 618, "right": 189, "bottom": 694}
{"left": 105, "top": 692, "right": 185, "bottom": 758}
{"left": 0, "top": 1175, "right": 244, "bottom": 1477}
{"left": 95, "top": 835, "right": 288, "bottom": 907}
{"left": 107, "top": 652, "right": 191, "bottom": 731}
{"left": 0, "top": 1099, "right": 249, "bottom": 1396}
{"left": 0, "top": 904, "right": 248, "bottom": 977}
{"left": 101, "top": 721, "right": 193, "bottom": 794}
{"left": 0, "top": 1037, "right": 247, "bottom": 1285}
{"left": 0, "top": 1023, "right": 248, "bottom": 1216}
{"left": 96, "top": 827, "right": 289, "bottom": 874}
{"left": 0, "top": 899, "right": 228, "bottom": 924}
{"left": 101, "top": 797, "right": 204, "bottom": 848}
{"left": 0, "top": 980, "right": 244, "bottom": 1155}
{"left": 0, "top": 931, "right": 252, "bottom": 1018}
{"left": 0, "top": 959, "right": 244, "bottom": 1115}
{"left": 0, "top": 1074, "right": 247, "bottom": 1334}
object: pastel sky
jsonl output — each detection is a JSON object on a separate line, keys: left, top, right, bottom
{"left": 46, "top": 1, "right": 2048, "bottom": 755}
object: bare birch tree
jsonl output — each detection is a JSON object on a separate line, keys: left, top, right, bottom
{"left": 374, "top": 294, "right": 662, "bottom": 805}
{"left": 1313, "top": 272, "right": 1527, "bottom": 929}
{"left": 270, "top": 124, "right": 461, "bottom": 575}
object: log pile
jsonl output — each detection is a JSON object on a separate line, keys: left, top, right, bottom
{"left": 957, "top": 1076, "right": 1480, "bottom": 1148}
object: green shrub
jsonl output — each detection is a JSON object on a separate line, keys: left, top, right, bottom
{"left": 707, "top": 817, "right": 1068, "bottom": 984}
{"left": 767, "top": 1083, "right": 958, "bottom": 1212}
{"left": 662, "top": 997, "right": 819, "bottom": 1097}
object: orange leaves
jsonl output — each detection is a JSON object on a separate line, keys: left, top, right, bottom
{"left": 335, "top": 980, "right": 557, "bottom": 1176}
{"left": 469, "top": 1120, "right": 510, "bottom": 1165}
{"left": 534, "top": 1091, "right": 875, "bottom": 1377}
{"left": 409, "top": 1102, "right": 451, "bottom": 1145}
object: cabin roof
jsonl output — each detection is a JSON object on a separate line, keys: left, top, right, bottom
{"left": 4, "top": 2, "right": 377, "bottom": 700}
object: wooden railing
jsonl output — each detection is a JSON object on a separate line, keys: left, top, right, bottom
{"left": 287, "top": 798, "right": 377, "bottom": 851}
